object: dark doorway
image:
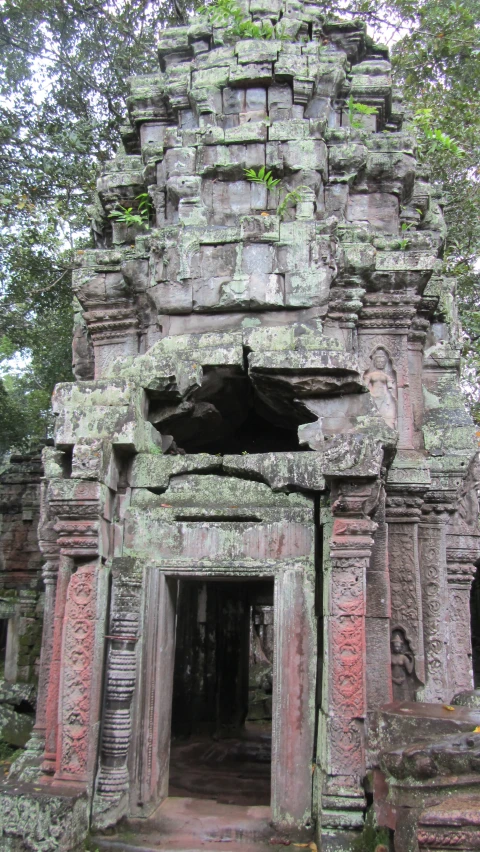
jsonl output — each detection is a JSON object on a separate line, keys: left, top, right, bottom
{"left": 0, "top": 619, "right": 7, "bottom": 676}
{"left": 471, "top": 565, "right": 480, "bottom": 687}
{"left": 168, "top": 578, "right": 274, "bottom": 806}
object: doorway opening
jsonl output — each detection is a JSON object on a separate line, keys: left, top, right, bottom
{"left": 168, "top": 578, "right": 274, "bottom": 806}
{"left": 0, "top": 619, "right": 7, "bottom": 677}
{"left": 471, "top": 564, "right": 480, "bottom": 687}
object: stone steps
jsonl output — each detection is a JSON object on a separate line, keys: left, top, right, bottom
{"left": 91, "top": 797, "right": 275, "bottom": 852}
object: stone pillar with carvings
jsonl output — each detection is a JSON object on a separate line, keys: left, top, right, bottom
{"left": 446, "top": 555, "right": 477, "bottom": 697}
{"left": 41, "top": 554, "right": 73, "bottom": 776}
{"left": 365, "top": 486, "right": 393, "bottom": 709}
{"left": 16, "top": 455, "right": 63, "bottom": 778}
{"left": 445, "top": 458, "right": 480, "bottom": 697}
{"left": 418, "top": 504, "right": 451, "bottom": 703}
{"left": 385, "top": 454, "right": 432, "bottom": 695}
{"left": 30, "top": 563, "right": 58, "bottom": 746}
{"left": 318, "top": 478, "right": 380, "bottom": 833}
{"left": 54, "top": 561, "right": 99, "bottom": 784}
{"left": 94, "top": 558, "right": 143, "bottom": 827}
{"left": 40, "top": 474, "right": 108, "bottom": 782}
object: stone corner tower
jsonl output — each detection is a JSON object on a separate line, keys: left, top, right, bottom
{"left": 1, "top": 2, "right": 480, "bottom": 851}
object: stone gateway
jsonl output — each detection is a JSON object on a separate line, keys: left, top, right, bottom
{"left": 1, "top": 1, "right": 480, "bottom": 850}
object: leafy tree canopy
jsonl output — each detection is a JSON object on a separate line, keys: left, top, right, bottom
{"left": 0, "top": 0, "right": 479, "bottom": 453}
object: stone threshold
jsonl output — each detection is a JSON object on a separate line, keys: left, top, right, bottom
{"left": 92, "top": 797, "right": 275, "bottom": 852}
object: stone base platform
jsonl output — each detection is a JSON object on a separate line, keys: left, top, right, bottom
{"left": 168, "top": 729, "right": 271, "bottom": 806}
{"left": 0, "top": 782, "right": 88, "bottom": 851}
{"left": 91, "top": 797, "right": 273, "bottom": 852}
{"left": 418, "top": 794, "right": 480, "bottom": 850}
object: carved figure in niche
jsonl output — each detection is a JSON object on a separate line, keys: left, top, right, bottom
{"left": 455, "top": 455, "right": 480, "bottom": 530}
{"left": 72, "top": 323, "right": 94, "bottom": 381}
{"left": 391, "top": 628, "right": 416, "bottom": 701}
{"left": 364, "top": 348, "right": 397, "bottom": 429}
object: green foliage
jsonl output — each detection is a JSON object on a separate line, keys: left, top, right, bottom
{"left": 397, "top": 221, "right": 414, "bottom": 250}
{"left": 0, "top": 741, "right": 23, "bottom": 763}
{"left": 277, "top": 185, "right": 311, "bottom": 220}
{"left": 198, "top": 0, "right": 278, "bottom": 39}
{"left": 244, "top": 167, "right": 280, "bottom": 189}
{"left": 244, "top": 169, "right": 311, "bottom": 220}
{"left": 347, "top": 95, "right": 378, "bottom": 128}
{"left": 390, "top": 0, "right": 480, "bottom": 416}
{"left": 412, "top": 109, "right": 464, "bottom": 159}
{"left": 0, "top": 0, "right": 179, "bottom": 453}
{"left": 109, "top": 192, "right": 153, "bottom": 229}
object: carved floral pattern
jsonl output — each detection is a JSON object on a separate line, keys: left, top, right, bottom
{"left": 419, "top": 525, "right": 448, "bottom": 702}
{"left": 57, "top": 563, "right": 96, "bottom": 781}
{"left": 330, "top": 616, "right": 365, "bottom": 717}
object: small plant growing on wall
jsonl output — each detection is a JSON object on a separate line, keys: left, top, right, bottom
{"left": 276, "top": 185, "right": 311, "bottom": 219}
{"left": 244, "top": 168, "right": 312, "bottom": 220}
{"left": 347, "top": 95, "right": 378, "bottom": 129}
{"left": 109, "top": 192, "right": 153, "bottom": 229}
{"left": 243, "top": 167, "right": 280, "bottom": 189}
{"left": 398, "top": 221, "right": 414, "bottom": 250}
{"left": 198, "top": 0, "right": 277, "bottom": 39}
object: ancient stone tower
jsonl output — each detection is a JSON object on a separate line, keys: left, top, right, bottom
{"left": 1, "top": 2, "right": 480, "bottom": 851}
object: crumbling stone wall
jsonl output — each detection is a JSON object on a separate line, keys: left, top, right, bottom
{"left": 1, "top": 3, "right": 479, "bottom": 852}
{"left": 0, "top": 449, "right": 44, "bottom": 750}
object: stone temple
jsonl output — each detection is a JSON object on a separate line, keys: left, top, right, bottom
{"left": 1, "top": 2, "right": 480, "bottom": 850}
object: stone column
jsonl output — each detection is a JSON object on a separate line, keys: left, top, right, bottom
{"left": 54, "top": 561, "right": 98, "bottom": 784}
{"left": 93, "top": 558, "right": 143, "bottom": 828}
{"left": 272, "top": 564, "right": 316, "bottom": 834}
{"left": 386, "top": 491, "right": 426, "bottom": 689}
{"left": 418, "top": 506, "right": 450, "bottom": 702}
{"left": 41, "top": 555, "right": 73, "bottom": 776}
{"left": 446, "top": 531, "right": 480, "bottom": 697}
{"left": 30, "top": 561, "right": 59, "bottom": 753}
{"left": 130, "top": 569, "right": 177, "bottom": 817}
{"left": 366, "top": 487, "right": 393, "bottom": 708}
{"left": 318, "top": 480, "right": 379, "bottom": 833}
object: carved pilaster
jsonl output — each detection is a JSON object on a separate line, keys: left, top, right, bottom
{"left": 94, "top": 558, "right": 143, "bottom": 825}
{"left": 444, "top": 455, "right": 480, "bottom": 696}
{"left": 366, "top": 486, "right": 393, "bottom": 709}
{"left": 34, "top": 473, "right": 61, "bottom": 756}
{"left": 54, "top": 562, "right": 98, "bottom": 784}
{"left": 34, "top": 560, "right": 59, "bottom": 741}
{"left": 41, "top": 476, "right": 105, "bottom": 781}
{"left": 446, "top": 534, "right": 480, "bottom": 696}
{"left": 41, "top": 555, "right": 73, "bottom": 776}
{"left": 386, "top": 493, "right": 426, "bottom": 687}
{"left": 86, "top": 309, "right": 139, "bottom": 379}
{"left": 418, "top": 504, "right": 452, "bottom": 703}
{"left": 318, "top": 479, "right": 380, "bottom": 828}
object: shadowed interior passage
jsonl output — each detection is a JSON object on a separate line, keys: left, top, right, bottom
{"left": 168, "top": 579, "right": 274, "bottom": 806}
